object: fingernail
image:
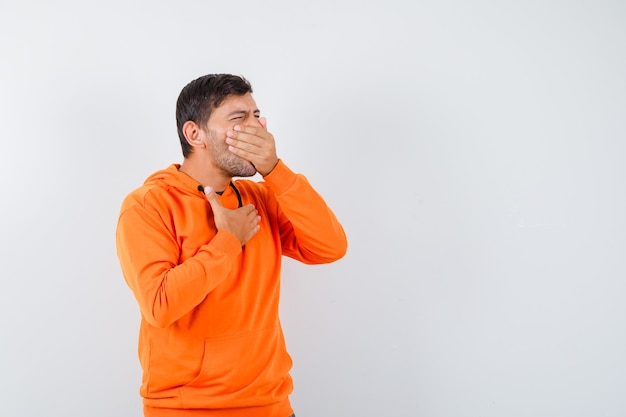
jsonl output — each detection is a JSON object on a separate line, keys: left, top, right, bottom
{"left": 234, "top": 125, "right": 241, "bottom": 131}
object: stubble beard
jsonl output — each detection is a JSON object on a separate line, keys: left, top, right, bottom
{"left": 207, "top": 130, "right": 257, "bottom": 178}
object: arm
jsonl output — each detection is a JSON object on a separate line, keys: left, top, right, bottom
{"left": 225, "top": 118, "right": 347, "bottom": 264}
{"left": 115, "top": 198, "right": 244, "bottom": 328}
{"left": 263, "top": 160, "right": 348, "bottom": 264}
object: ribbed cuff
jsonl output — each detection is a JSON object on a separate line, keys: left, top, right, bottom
{"left": 262, "top": 159, "right": 298, "bottom": 195}
{"left": 206, "top": 230, "right": 242, "bottom": 257}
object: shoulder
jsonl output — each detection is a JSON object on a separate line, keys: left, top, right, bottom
{"left": 119, "top": 181, "right": 175, "bottom": 218}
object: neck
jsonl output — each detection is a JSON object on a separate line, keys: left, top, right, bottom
{"left": 178, "top": 156, "right": 231, "bottom": 193}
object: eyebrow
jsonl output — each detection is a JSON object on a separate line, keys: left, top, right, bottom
{"left": 227, "top": 109, "right": 261, "bottom": 117}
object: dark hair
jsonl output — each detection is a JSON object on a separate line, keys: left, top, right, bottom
{"left": 175, "top": 74, "right": 253, "bottom": 157}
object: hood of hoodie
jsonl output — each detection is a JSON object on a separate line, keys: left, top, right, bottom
{"left": 144, "top": 164, "right": 202, "bottom": 196}
{"left": 142, "top": 164, "right": 244, "bottom": 208}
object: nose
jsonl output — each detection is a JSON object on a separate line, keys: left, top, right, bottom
{"left": 244, "top": 115, "right": 263, "bottom": 127}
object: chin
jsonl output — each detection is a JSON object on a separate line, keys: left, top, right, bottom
{"left": 224, "top": 161, "right": 256, "bottom": 178}
{"left": 238, "top": 164, "right": 257, "bottom": 177}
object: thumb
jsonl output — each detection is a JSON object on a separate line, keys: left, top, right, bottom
{"left": 204, "top": 186, "right": 222, "bottom": 210}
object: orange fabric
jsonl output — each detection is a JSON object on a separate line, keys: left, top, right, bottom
{"left": 116, "top": 160, "right": 347, "bottom": 415}
{"left": 144, "top": 398, "right": 293, "bottom": 417}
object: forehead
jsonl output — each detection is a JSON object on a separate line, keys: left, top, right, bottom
{"left": 213, "top": 93, "right": 258, "bottom": 114}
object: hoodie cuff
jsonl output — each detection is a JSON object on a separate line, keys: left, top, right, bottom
{"left": 262, "top": 159, "right": 298, "bottom": 195}
{"left": 206, "top": 230, "right": 242, "bottom": 258}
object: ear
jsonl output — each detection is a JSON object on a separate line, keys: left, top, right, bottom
{"left": 182, "top": 121, "right": 206, "bottom": 149}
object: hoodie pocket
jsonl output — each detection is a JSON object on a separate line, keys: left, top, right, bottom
{"left": 185, "top": 326, "right": 290, "bottom": 394}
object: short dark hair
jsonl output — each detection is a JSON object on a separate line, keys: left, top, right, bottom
{"left": 175, "top": 74, "right": 253, "bottom": 157}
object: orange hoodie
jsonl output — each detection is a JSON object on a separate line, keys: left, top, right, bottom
{"left": 116, "top": 160, "right": 347, "bottom": 417}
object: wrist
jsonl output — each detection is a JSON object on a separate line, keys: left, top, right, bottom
{"left": 260, "top": 159, "right": 279, "bottom": 177}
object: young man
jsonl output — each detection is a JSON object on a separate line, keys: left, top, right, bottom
{"left": 116, "top": 74, "right": 347, "bottom": 417}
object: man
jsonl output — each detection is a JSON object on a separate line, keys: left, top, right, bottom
{"left": 116, "top": 74, "right": 347, "bottom": 417}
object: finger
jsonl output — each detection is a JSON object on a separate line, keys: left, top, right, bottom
{"left": 204, "top": 186, "right": 223, "bottom": 210}
{"left": 243, "top": 208, "right": 260, "bottom": 225}
{"left": 248, "top": 224, "right": 261, "bottom": 240}
{"left": 227, "top": 145, "right": 262, "bottom": 163}
{"left": 227, "top": 131, "right": 274, "bottom": 154}
{"left": 226, "top": 139, "right": 267, "bottom": 161}
{"left": 226, "top": 135, "right": 262, "bottom": 153}
{"left": 239, "top": 204, "right": 257, "bottom": 215}
{"left": 226, "top": 133, "right": 266, "bottom": 155}
{"left": 232, "top": 125, "right": 271, "bottom": 139}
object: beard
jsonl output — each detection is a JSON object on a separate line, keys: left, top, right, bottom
{"left": 206, "top": 130, "right": 257, "bottom": 178}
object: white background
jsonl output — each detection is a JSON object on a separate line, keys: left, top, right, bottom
{"left": 1, "top": 1, "right": 625, "bottom": 416}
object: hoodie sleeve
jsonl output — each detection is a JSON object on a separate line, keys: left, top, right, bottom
{"left": 261, "top": 160, "right": 348, "bottom": 264}
{"left": 116, "top": 195, "right": 242, "bottom": 328}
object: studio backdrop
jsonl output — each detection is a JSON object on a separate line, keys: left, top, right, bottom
{"left": 1, "top": 1, "right": 625, "bottom": 416}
